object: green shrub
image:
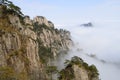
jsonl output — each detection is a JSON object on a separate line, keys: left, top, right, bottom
{"left": 0, "top": 66, "right": 16, "bottom": 80}
{"left": 46, "top": 66, "right": 58, "bottom": 80}
{"left": 58, "top": 67, "right": 74, "bottom": 80}
{"left": 88, "top": 65, "right": 99, "bottom": 78}
{"left": 0, "top": 66, "right": 29, "bottom": 80}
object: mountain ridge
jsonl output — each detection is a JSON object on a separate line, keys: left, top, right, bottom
{"left": 0, "top": 3, "right": 99, "bottom": 80}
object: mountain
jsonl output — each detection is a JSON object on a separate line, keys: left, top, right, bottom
{"left": 0, "top": 4, "right": 99, "bottom": 80}
{"left": 80, "top": 22, "right": 93, "bottom": 27}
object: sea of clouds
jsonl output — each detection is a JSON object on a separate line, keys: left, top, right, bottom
{"left": 55, "top": 21, "right": 120, "bottom": 80}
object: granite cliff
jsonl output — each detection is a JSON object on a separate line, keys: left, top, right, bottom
{"left": 59, "top": 56, "right": 99, "bottom": 80}
{"left": 0, "top": 4, "right": 72, "bottom": 80}
{"left": 0, "top": 3, "right": 99, "bottom": 80}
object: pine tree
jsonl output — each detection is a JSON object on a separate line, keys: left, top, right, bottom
{"left": 0, "top": 0, "right": 23, "bottom": 15}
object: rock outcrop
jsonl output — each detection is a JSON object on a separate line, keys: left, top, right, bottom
{"left": 59, "top": 56, "right": 99, "bottom": 80}
{"left": 80, "top": 22, "right": 93, "bottom": 27}
{"left": 0, "top": 5, "right": 72, "bottom": 80}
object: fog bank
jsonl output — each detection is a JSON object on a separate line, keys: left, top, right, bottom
{"left": 55, "top": 21, "right": 120, "bottom": 80}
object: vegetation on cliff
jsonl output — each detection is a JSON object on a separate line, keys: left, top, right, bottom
{"left": 0, "top": 66, "right": 28, "bottom": 80}
{"left": 0, "top": 1, "right": 99, "bottom": 80}
{"left": 0, "top": 0, "right": 23, "bottom": 16}
{"left": 58, "top": 56, "right": 99, "bottom": 80}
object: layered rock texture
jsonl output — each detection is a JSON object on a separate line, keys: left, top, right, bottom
{"left": 0, "top": 5, "right": 72, "bottom": 80}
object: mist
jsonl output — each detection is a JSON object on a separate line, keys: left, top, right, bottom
{"left": 55, "top": 21, "right": 120, "bottom": 80}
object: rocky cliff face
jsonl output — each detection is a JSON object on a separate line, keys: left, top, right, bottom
{"left": 0, "top": 5, "right": 72, "bottom": 80}
{"left": 73, "top": 65, "right": 99, "bottom": 80}
{"left": 0, "top": 4, "right": 99, "bottom": 80}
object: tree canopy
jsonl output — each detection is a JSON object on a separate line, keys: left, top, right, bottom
{"left": 0, "top": 0, "right": 23, "bottom": 16}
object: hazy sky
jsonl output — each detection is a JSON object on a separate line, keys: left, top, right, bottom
{"left": 11, "top": 0, "right": 120, "bottom": 62}
{"left": 11, "top": 0, "right": 120, "bottom": 26}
